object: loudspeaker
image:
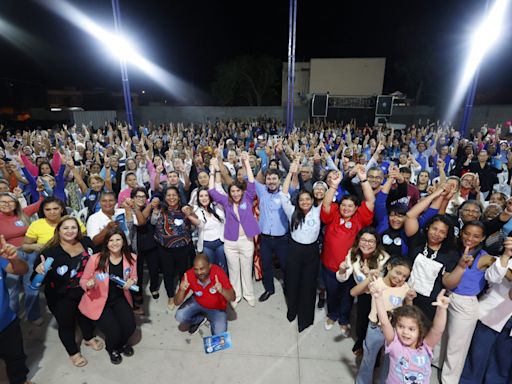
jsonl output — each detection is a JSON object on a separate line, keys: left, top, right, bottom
{"left": 375, "top": 95, "right": 393, "bottom": 116}
{"left": 311, "top": 94, "right": 328, "bottom": 117}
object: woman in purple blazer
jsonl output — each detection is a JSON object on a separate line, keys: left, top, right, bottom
{"left": 208, "top": 152, "right": 260, "bottom": 307}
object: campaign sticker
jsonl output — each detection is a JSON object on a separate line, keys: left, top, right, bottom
{"left": 345, "top": 221, "right": 352, "bottom": 229}
{"left": 96, "top": 272, "right": 108, "bottom": 281}
{"left": 239, "top": 202, "right": 247, "bottom": 210}
{"left": 174, "top": 219, "right": 184, "bottom": 226}
{"left": 195, "top": 291, "right": 203, "bottom": 297}
{"left": 14, "top": 220, "right": 25, "bottom": 227}
{"left": 209, "top": 287, "right": 217, "bottom": 294}
{"left": 70, "top": 269, "right": 77, "bottom": 278}
{"left": 124, "top": 267, "right": 131, "bottom": 277}
{"left": 56, "top": 265, "right": 68, "bottom": 276}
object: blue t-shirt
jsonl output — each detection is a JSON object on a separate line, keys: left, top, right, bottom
{"left": 0, "top": 258, "right": 16, "bottom": 332}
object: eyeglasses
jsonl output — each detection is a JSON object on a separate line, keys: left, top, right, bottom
{"left": 367, "top": 176, "right": 383, "bottom": 181}
{"left": 462, "top": 209, "right": 480, "bottom": 214}
{"left": 134, "top": 195, "right": 147, "bottom": 199}
{"left": 0, "top": 200, "right": 16, "bottom": 205}
{"left": 360, "top": 238, "right": 377, "bottom": 245}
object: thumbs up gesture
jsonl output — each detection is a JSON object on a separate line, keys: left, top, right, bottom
{"left": 214, "top": 275, "right": 223, "bottom": 294}
{"left": 179, "top": 273, "right": 190, "bottom": 292}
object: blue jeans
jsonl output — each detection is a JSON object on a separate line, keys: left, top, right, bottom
{"left": 175, "top": 296, "right": 227, "bottom": 336}
{"left": 6, "top": 250, "right": 41, "bottom": 321}
{"left": 203, "top": 239, "right": 228, "bottom": 275}
{"left": 460, "top": 318, "right": 512, "bottom": 384}
{"left": 356, "top": 322, "right": 389, "bottom": 384}
{"left": 260, "top": 235, "right": 288, "bottom": 294}
{"left": 321, "top": 265, "right": 354, "bottom": 325}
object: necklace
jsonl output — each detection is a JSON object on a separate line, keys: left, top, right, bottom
{"left": 422, "top": 245, "right": 438, "bottom": 260}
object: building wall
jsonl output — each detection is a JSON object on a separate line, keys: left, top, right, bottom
{"left": 281, "top": 62, "right": 311, "bottom": 106}
{"left": 309, "top": 58, "right": 386, "bottom": 96}
{"left": 121, "top": 106, "right": 310, "bottom": 125}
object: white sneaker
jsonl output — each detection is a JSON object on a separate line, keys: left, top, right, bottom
{"left": 246, "top": 299, "right": 256, "bottom": 307}
{"left": 340, "top": 324, "right": 350, "bottom": 337}
{"left": 324, "top": 319, "right": 335, "bottom": 331}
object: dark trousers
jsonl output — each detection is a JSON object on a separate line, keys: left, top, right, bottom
{"left": 146, "top": 248, "right": 161, "bottom": 293}
{"left": 0, "top": 318, "right": 29, "bottom": 384}
{"left": 157, "top": 243, "right": 194, "bottom": 298}
{"left": 285, "top": 239, "right": 319, "bottom": 332}
{"left": 322, "top": 264, "right": 355, "bottom": 325}
{"left": 95, "top": 298, "right": 136, "bottom": 353}
{"left": 47, "top": 288, "right": 94, "bottom": 356}
{"left": 353, "top": 293, "right": 372, "bottom": 352}
{"left": 260, "top": 235, "right": 288, "bottom": 294}
{"left": 460, "top": 318, "right": 512, "bottom": 384}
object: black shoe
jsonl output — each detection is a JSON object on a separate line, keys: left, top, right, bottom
{"left": 317, "top": 297, "right": 325, "bottom": 309}
{"left": 151, "top": 291, "right": 160, "bottom": 300}
{"left": 188, "top": 317, "right": 207, "bottom": 335}
{"left": 121, "top": 344, "right": 134, "bottom": 357}
{"left": 258, "top": 291, "right": 273, "bottom": 302}
{"left": 109, "top": 350, "right": 123, "bottom": 365}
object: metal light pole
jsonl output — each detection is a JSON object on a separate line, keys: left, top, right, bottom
{"left": 111, "top": 0, "right": 135, "bottom": 133}
{"left": 286, "top": 0, "right": 297, "bottom": 134}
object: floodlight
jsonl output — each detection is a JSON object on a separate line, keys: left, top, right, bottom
{"left": 446, "top": 0, "right": 509, "bottom": 123}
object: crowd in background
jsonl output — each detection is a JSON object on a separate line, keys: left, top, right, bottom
{"left": 0, "top": 118, "right": 511, "bottom": 384}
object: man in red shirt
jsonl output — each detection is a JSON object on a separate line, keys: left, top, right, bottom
{"left": 174, "top": 254, "right": 235, "bottom": 335}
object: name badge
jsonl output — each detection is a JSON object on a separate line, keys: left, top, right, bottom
{"left": 14, "top": 220, "right": 25, "bottom": 227}
{"left": 195, "top": 291, "right": 203, "bottom": 297}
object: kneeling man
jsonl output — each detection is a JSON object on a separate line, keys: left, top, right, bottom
{"left": 175, "top": 254, "right": 235, "bottom": 335}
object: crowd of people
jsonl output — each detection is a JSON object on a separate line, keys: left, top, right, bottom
{"left": 0, "top": 118, "right": 511, "bottom": 384}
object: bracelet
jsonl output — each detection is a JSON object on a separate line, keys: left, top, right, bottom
{"left": 360, "top": 179, "right": 368, "bottom": 183}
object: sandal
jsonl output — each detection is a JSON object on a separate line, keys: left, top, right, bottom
{"left": 84, "top": 338, "right": 104, "bottom": 351}
{"left": 70, "top": 353, "right": 88, "bottom": 367}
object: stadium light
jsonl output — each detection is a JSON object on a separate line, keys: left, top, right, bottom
{"left": 446, "top": 0, "right": 509, "bottom": 133}
{"left": 36, "top": 0, "right": 204, "bottom": 104}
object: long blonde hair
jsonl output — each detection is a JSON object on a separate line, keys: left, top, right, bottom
{"left": 43, "top": 216, "right": 84, "bottom": 250}
{"left": 0, "top": 192, "right": 30, "bottom": 226}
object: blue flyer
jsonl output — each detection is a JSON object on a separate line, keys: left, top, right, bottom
{"left": 203, "top": 332, "right": 232, "bottom": 354}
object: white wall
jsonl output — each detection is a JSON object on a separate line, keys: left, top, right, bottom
{"left": 309, "top": 58, "right": 385, "bottom": 96}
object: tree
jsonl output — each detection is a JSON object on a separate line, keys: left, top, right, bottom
{"left": 211, "top": 55, "right": 281, "bottom": 106}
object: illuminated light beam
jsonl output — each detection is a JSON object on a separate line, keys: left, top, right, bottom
{"left": 36, "top": 0, "right": 207, "bottom": 103}
{"left": 445, "top": 0, "right": 510, "bottom": 124}
{"left": 0, "top": 16, "right": 53, "bottom": 61}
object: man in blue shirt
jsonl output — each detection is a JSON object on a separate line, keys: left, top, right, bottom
{"left": 255, "top": 169, "right": 291, "bottom": 302}
{"left": 0, "top": 235, "right": 31, "bottom": 384}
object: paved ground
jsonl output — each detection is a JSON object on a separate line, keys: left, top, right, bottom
{"left": 0, "top": 278, "right": 440, "bottom": 384}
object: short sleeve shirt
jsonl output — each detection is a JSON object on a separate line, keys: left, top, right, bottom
{"left": 385, "top": 333, "right": 433, "bottom": 384}
{"left": 183, "top": 265, "right": 233, "bottom": 310}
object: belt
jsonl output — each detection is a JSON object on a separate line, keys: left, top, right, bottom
{"left": 260, "top": 233, "right": 286, "bottom": 239}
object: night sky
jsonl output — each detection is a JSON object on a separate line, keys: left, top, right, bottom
{"left": 1, "top": 0, "right": 511, "bottom": 105}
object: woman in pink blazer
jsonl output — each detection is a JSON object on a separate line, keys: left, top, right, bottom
{"left": 79, "top": 228, "right": 137, "bottom": 365}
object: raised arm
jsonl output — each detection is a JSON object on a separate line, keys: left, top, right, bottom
{"left": 282, "top": 158, "right": 299, "bottom": 195}
{"left": 424, "top": 289, "right": 449, "bottom": 349}
{"left": 369, "top": 282, "right": 395, "bottom": 345}
{"left": 356, "top": 165, "right": 375, "bottom": 211}
{"left": 404, "top": 186, "right": 445, "bottom": 237}
{"left": 241, "top": 151, "right": 254, "bottom": 183}
{"left": 323, "top": 170, "right": 342, "bottom": 215}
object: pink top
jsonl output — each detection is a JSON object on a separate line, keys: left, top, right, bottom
{"left": 21, "top": 151, "right": 62, "bottom": 177}
{"left": 117, "top": 187, "right": 132, "bottom": 206}
{"left": 146, "top": 160, "right": 167, "bottom": 190}
{"left": 0, "top": 199, "right": 43, "bottom": 247}
{"left": 385, "top": 333, "right": 433, "bottom": 384}
{"left": 78, "top": 253, "right": 137, "bottom": 320}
